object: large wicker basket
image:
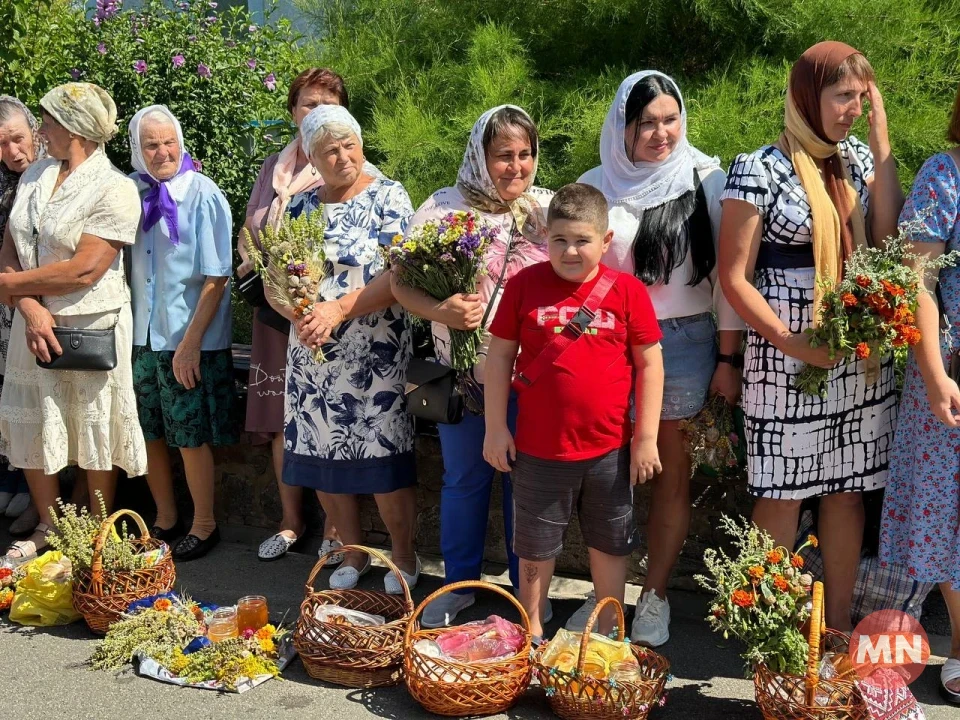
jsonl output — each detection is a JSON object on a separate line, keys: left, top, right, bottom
{"left": 533, "top": 596, "right": 670, "bottom": 720}
{"left": 72, "top": 509, "right": 176, "bottom": 635}
{"left": 404, "top": 581, "right": 533, "bottom": 717}
{"left": 754, "top": 581, "right": 869, "bottom": 720}
{"left": 293, "top": 545, "right": 414, "bottom": 688}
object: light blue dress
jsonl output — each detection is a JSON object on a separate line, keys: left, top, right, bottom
{"left": 283, "top": 177, "right": 416, "bottom": 494}
{"left": 130, "top": 171, "right": 233, "bottom": 351}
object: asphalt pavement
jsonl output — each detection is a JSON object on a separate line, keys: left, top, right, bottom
{"left": 1, "top": 523, "right": 956, "bottom": 720}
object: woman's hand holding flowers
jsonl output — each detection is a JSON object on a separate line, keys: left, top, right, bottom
{"left": 297, "top": 300, "right": 344, "bottom": 350}
{"left": 709, "top": 363, "right": 743, "bottom": 405}
{"left": 436, "top": 292, "right": 483, "bottom": 331}
{"left": 776, "top": 332, "right": 842, "bottom": 369}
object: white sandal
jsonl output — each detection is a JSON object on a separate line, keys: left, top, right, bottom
{"left": 257, "top": 532, "right": 304, "bottom": 562}
{"left": 318, "top": 538, "right": 344, "bottom": 567}
{"left": 384, "top": 555, "right": 421, "bottom": 595}
{"left": 941, "top": 658, "right": 960, "bottom": 704}
{"left": 4, "top": 522, "right": 52, "bottom": 566}
{"left": 329, "top": 556, "right": 372, "bottom": 590}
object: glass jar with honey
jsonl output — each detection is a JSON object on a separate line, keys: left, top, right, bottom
{"left": 207, "top": 607, "right": 239, "bottom": 642}
{"left": 237, "top": 595, "right": 269, "bottom": 633}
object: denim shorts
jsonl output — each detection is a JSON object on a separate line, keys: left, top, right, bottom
{"left": 658, "top": 312, "right": 717, "bottom": 420}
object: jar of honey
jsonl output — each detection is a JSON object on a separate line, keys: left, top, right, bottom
{"left": 207, "top": 607, "right": 239, "bottom": 642}
{"left": 237, "top": 595, "right": 269, "bottom": 633}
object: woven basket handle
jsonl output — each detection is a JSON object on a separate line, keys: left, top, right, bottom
{"left": 404, "top": 580, "right": 532, "bottom": 648}
{"left": 575, "top": 595, "right": 627, "bottom": 674}
{"left": 91, "top": 509, "right": 151, "bottom": 592}
{"left": 804, "top": 581, "right": 826, "bottom": 705}
{"left": 304, "top": 544, "right": 414, "bottom": 613}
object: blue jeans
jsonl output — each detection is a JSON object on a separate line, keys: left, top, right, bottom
{"left": 436, "top": 394, "right": 520, "bottom": 593}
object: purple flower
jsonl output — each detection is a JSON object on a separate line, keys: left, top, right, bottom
{"left": 171, "top": 54, "right": 185, "bottom": 68}
{"left": 193, "top": 158, "right": 204, "bottom": 172}
{"left": 94, "top": 0, "right": 121, "bottom": 23}
{"left": 246, "top": 58, "right": 257, "bottom": 70}
{"left": 205, "top": 15, "right": 217, "bottom": 24}
{"left": 69, "top": 68, "right": 82, "bottom": 80}
{"left": 197, "top": 62, "right": 212, "bottom": 78}
{"left": 133, "top": 59, "right": 147, "bottom": 74}
{"left": 97, "top": 42, "right": 107, "bottom": 55}
{"left": 263, "top": 72, "right": 276, "bottom": 91}
{"left": 188, "top": 35, "right": 197, "bottom": 42}
{"left": 248, "top": 24, "right": 257, "bottom": 32}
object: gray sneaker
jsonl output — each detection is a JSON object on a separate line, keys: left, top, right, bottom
{"left": 564, "top": 592, "right": 597, "bottom": 632}
{"left": 631, "top": 591, "right": 670, "bottom": 647}
{"left": 421, "top": 592, "right": 475, "bottom": 628}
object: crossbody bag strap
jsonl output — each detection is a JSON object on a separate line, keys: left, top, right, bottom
{"left": 512, "top": 267, "right": 619, "bottom": 391}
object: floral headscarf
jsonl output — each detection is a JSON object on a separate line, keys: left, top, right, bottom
{"left": 0, "top": 96, "right": 45, "bottom": 235}
{"left": 39, "top": 82, "right": 118, "bottom": 145}
{"left": 456, "top": 105, "right": 547, "bottom": 244}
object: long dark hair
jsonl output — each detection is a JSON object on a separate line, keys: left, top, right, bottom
{"left": 627, "top": 76, "right": 715, "bottom": 287}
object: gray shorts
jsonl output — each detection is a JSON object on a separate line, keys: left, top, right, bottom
{"left": 511, "top": 447, "right": 640, "bottom": 561}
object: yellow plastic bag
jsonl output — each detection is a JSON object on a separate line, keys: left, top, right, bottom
{"left": 9, "top": 551, "right": 81, "bottom": 626}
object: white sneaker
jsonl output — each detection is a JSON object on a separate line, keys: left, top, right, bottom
{"left": 564, "top": 592, "right": 597, "bottom": 632}
{"left": 4, "top": 492, "right": 29, "bottom": 518}
{"left": 421, "top": 592, "right": 475, "bottom": 628}
{"left": 631, "top": 591, "right": 670, "bottom": 647}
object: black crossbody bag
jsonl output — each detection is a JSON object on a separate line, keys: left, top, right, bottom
{"left": 32, "top": 227, "right": 117, "bottom": 372}
{"left": 404, "top": 233, "right": 512, "bottom": 425}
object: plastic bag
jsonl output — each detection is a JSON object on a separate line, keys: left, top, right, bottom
{"left": 9, "top": 551, "right": 81, "bottom": 626}
{"left": 434, "top": 615, "right": 524, "bottom": 663}
{"left": 540, "top": 627, "right": 636, "bottom": 679}
{"left": 313, "top": 604, "right": 385, "bottom": 627}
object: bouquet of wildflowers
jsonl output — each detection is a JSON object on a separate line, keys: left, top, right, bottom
{"left": 390, "top": 210, "right": 499, "bottom": 371}
{"left": 695, "top": 516, "right": 818, "bottom": 677}
{"left": 244, "top": 211, "right": 327, "bottom": 361}
{"left": 795, "top": 225, "right": 959, "bottom": 397}
{"left": 678, "top": 395, "right": 746, "bottom": 478}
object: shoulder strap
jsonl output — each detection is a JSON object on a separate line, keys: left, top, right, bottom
{"left": 512, "top": 267, "right": 619, "bottom": 391}
{"left": 478, "top": 217, "right": 514, "bottom": 329}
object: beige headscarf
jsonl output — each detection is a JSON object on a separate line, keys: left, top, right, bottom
{"left": 780, "top": 42, "right": 869, "bottom": 327}
{"left": 39, "top": 82, "right": 119, "bottom": 145}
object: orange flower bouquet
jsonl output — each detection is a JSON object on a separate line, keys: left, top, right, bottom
{"left": 795, "top": 226, "right": 959, "bottom": 397}
{"left": 695, "top": 515, "right": 818, "bottom": 676}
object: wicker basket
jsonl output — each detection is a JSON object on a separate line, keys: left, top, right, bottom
{"left": 754, "top": 581, "right": 869, "bottom": 720}
{"left": 293, "top": 544, "right": 414, "bottom": 688}
{"left": 404, "top": 581, "right": 533, "bottom": 717}
{"left": 72, "top": 509, "right": 176, "bottom": 635}
{"left": 533, "top": 596, "right": 670, "bottom": 720}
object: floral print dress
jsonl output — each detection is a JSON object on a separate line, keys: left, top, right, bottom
{"left": 282, "top": 177, "right": 416, "bottom": 494}
{"left": 880, "top": 152, "right": 960, "bottom": 589}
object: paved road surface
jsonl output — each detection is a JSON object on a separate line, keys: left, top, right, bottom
{"left": 1, "top": 526, "right": 954, "bottom": 719}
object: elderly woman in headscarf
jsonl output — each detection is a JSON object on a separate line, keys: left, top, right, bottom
{"left": 281, "top": 104, "right": 418, "bottom": 593}
{"left": 238, "top": 67, "right": 352, "bottom": 563}
{"left": 571, "top": 71, "right": 744, "bottom": 647}
{"left": 0, "top": 96, "right": 45, "bottom": 532}
{"left": 718, "top": 42, "right": 903, "bottom": 630}
{"left": 128, "top": 105, "right": 238, "bottom": 561}
{"left": 0, "top": 82, "right": 146, "bottom": 564}
{"left": 391, "top": 105, "right": 554, "bottom": 628}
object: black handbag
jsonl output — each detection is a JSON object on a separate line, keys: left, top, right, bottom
{"left": 235, "top": 268, "right": 267, "bottom": 308}
{"left": 405, "top": 358, "right": 464, "bottom": 424}
{"left": 36, "top": 325, "right": 117, "bottom": 371}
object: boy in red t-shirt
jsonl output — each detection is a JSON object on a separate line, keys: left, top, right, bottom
{"left": 484, "top": 183, "right": 664, "bottom": 641}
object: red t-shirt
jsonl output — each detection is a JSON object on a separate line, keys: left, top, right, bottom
{"left": 490, "top": 262, "right": 662, "bottom": 461}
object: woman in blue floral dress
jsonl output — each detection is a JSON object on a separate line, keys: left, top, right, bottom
{"left": 880, "top": 85, "right": 960, "bottom": 703}
{"left": 277, "top": 105, "right": 418, "bottom": 594}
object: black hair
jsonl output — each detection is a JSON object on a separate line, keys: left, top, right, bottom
{"left": 625, "top": 75, "right": 715, "bottom": 287}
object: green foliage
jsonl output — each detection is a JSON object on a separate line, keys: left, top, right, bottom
{"left": 90, "top": 604, "right": 202, "bottom": 671}
{"left": 301, "top": 0, "right": 960, "bottom": 207}
{"left": 47, "top": 492, "right": 150, "bottom": 574}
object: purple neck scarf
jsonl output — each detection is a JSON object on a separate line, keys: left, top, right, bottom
{"left": 139, "top": 152, "right": 195, "bottom": 245}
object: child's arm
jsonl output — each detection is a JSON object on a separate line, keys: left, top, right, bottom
{"left": 630, "top": 341, "right": 664, "bottom": 485}
{"left": 483, "top": 335, "right": 520, "bottom": 472}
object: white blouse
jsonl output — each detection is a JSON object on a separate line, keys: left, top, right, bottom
{"left": 7, "top": 147, "right": 140, "bottom": 316}
{"left": 579, "top": 165, "right": 742, "bottom": 331}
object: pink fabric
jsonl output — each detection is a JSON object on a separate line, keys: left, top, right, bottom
{"left": 266, "top": 138, "right": 324, "bottom": 229}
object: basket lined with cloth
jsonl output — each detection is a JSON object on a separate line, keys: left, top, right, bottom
{"left": 293, "top": 545, "right": 414, "bottom": 688}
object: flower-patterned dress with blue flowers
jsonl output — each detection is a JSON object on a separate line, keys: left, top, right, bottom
{"left": 283, "top": 177, "right": 416, "bottom": 493}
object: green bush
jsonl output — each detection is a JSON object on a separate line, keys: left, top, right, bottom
{"left": 301, "top": 0, "right": 960, "bottom": 207}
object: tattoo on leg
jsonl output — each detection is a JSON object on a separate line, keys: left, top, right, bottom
{"left": 524, "top": 564, "right": 538, "bottom": 583}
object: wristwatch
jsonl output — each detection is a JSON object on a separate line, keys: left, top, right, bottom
{"left": 717, "top": 353, "right": 744, "bottom": 369}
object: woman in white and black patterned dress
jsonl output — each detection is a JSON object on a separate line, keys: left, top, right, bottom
{"left": 718, "top": 42, "right": 903, "bottom": 630}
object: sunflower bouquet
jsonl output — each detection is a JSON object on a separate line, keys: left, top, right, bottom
{"left": 795, "top": 224, "right": 960, "bottom": 397}
{"left": 243, "top": 210, "right": 327, "bottom": 361}
{"left": 695, "top": 516, "right": 818, "bottom": 677}
{"left": 390, "top": 210, "right": 499, "bottom": 371}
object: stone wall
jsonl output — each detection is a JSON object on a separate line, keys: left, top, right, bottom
{"left": 208, "top": 431, "right": 753, "bottom": 590}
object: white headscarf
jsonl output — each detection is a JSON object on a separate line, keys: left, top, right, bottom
{"left": 128, "top": 104, "right": 194, "bottom": 200}
{"left": 599, "top": 71, "right": 719, "bottom": 210}
{"left": 300, "top": 104, "right": 362, "bottom": 157}
{"left": 39, "top": 82, "right": 119, "bottom": 145}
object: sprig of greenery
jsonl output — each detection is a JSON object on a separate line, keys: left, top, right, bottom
{"left": 90, "top": 604, "right": 203, "bottom": 671}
